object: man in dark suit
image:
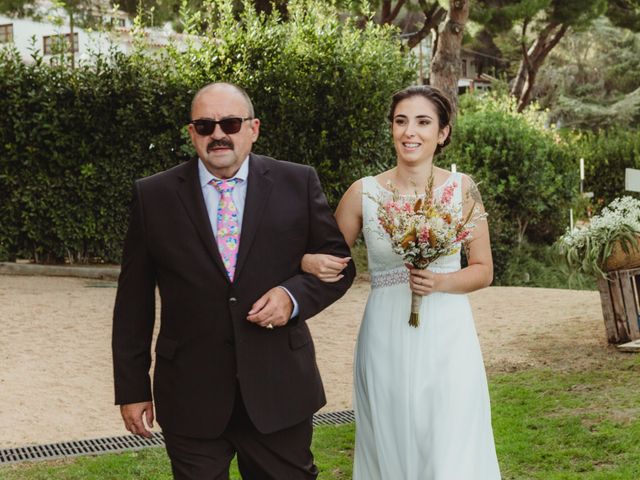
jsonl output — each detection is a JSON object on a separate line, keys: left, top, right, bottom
{"left": 112, "top": 82, "right": 355, "bottom": 479}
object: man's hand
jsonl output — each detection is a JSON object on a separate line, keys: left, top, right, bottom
{"left": 120, "top": 401, "right": 154, "bottom": 438}
{"left": 247, "top": 287, "right": 293, "bottom": 329}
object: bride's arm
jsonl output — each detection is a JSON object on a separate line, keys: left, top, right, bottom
{"left": 409, "top": 174, "right": 493, "bottom": 295}
{"left": 301, "top": 180, "right": 363, "bottom": 282}
{"left": 334, "top": 180, "right": 363, "bottom": 248}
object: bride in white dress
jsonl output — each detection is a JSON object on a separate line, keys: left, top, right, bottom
{"left": 302, "top": 85, "right": 501, "bottom": 479}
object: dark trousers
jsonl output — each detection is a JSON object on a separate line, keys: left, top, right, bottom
{"left": 163, "top": 389, "right": 319, "bottom": 480}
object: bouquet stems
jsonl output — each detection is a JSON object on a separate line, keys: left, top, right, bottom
{"left": 409, "top": 292, "right": 422, "bottom": 327}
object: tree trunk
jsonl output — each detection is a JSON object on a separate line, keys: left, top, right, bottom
{"left": 511, "top": 22, "right": 569, "bottom": 112}
{"left": 509, "top": 20, "right": 529, "bottom": 101}
{"left": 510, "top": 60, "right": 527, "bottom": 101}
{"left": 380, "top": 0, "right": 406, "bottom": 24}
{"left": 517, "top": 217, "right": 529, "bottom": 245}
{"left": 406, "top": 1, "right": 447, "bottom": 49}
{"left": 69, "top": 9, "right": 75, "bottom": 69}
{"left": 429, "top": 0, "right": 469, "bottom": 116}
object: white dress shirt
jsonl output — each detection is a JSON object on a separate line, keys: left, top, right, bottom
{"left": 198, "top": 157, "right": 299, "bottom": 318}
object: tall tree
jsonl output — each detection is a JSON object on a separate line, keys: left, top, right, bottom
{"left": 406, "top": 1, "right": 447, "bottom": 48}
{"left": 429, "top": 0, "right": 470, "bottom": 113}
{"left": 472, "top": 0, "right": 640, "bottom": 111}
{"left": 536, "top": 16, "right": 640, "bottom": 128}
{"left": 513, "top": 1, "right": 608, "bottom": 111}
{"left": 606, "top": 0, "right": 640, "bottom": 31}
{"left": 359, "top": 1, "right": 447, "bottom": 48}
{"left": 379, "top": 0, "right": 408, "bottom": 23}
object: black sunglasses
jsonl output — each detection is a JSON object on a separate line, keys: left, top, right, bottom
{"left": 189, "top": 117, "right": 253, "bottom": 136}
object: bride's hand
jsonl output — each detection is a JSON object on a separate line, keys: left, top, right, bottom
{"left": 302, "top": 254, "right": 351, "bottom": 283}
{"left": 407, "top": 264, "right": 438, "bottom": 296}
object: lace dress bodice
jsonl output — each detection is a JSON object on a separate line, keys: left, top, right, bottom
{"left": 360, "top": 174, "right": 463, "bottom": 288}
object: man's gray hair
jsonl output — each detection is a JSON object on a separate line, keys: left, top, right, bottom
{"left": 191, "top": 82, "right": 255, "bottom": 118}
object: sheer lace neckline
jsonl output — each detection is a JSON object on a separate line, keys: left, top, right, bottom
{"left": 370, "top": 172, "right": 457, "bottom": 197}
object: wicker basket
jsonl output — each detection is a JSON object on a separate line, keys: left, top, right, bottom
{"left": 604, "top": 235, "right": 640, "bottom": 271}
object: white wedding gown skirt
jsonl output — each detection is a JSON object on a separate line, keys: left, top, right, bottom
{"left": 353, "top": 175, "right": 501, "bottom": 479}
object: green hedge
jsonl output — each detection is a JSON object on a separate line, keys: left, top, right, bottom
{"left": 0, "top": 51, "right": 191, "bottom": 263}
{"left": 440, "top": 93, "right": 577, "bottom": 282}
{"left": 569, "top": 129, "right": 640, "bottom": 208}
{"left": 0, "top": 0, "right": 415, "bottom": 263}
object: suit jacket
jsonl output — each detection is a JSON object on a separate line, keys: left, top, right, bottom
{"left": 112, "top": 153, "right": 355, "bottom": 438}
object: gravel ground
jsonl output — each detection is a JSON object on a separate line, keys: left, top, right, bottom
{"left": 0, "top": 274, "right": 616, "bottom": 448}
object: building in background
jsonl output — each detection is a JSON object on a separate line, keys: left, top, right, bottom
{"left": 0, "top": 0, "right": 193, "bottom": 64}
{"left": 410, "top": 33, "right": 507, "bottom": 93}
{"left": 457, "top": 48, "right": 507, "bottom": 94}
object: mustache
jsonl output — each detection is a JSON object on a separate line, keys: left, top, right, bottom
{"left": 207, "top": 139, "right": 234, "bottom": 151}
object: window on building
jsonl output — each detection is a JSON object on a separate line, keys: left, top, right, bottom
{"left": 43, "top": 33, "right": 79, "bottom": 55}
{"left": 105, "top": 16, "right": 126, "bottom": 28}
{"left": 461, "top": 59, "right": 467, "bottom": 78}
{"left": 0, "top": 24, "right": 13, "bottom": 43}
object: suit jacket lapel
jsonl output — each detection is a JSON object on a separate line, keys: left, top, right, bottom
{"left": 234, "top": 154, "right": 273, "bottom": 281}
{"left": 175, "top": 158, "right": 229, "bottom": 280}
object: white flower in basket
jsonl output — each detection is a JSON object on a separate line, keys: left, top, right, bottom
{"left": 558, "top": 196, "right": 640, "bottom": 278}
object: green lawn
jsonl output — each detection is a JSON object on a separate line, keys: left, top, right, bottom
{"left": 0, "top": 424, "right": 354, "bottom": 480}
{"left": 2, "top": 356, "right": 639, "bottom": 479}
{"left": 493, "top": 357, "right": 640, "bottom": 480}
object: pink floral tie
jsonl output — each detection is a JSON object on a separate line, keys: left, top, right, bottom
{"left": 211, "top": 178, "right": 241, "bottom": 281}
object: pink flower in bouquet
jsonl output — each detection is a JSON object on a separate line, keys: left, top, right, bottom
{"left": 440, "top": 182, "right": 457, "bottom": 205}
{"left": 418, "top": 226, "right": 430, "bottom": 243}
{"left": 385, "top": 202, "right": 399, "bottom": 215}
{"left": 455, "top": 229, "right": 471, "bottom": 243}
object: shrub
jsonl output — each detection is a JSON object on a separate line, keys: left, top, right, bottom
{"left": 568, "top": 128, "right": 640, "bottom": 209}
{"left": 0, "top": 0, "right": 415, "bottom": 263}
{"left": 0, "top": 48, "right": 190, "bottom": 262}
{"left": 499, "top": 241, "right": 596, "bottom": 290}
{"left": 440, "top": 93, "right": 577, "bottom": 282}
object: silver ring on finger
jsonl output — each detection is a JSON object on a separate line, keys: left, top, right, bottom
{"left": 266, "top": 323, "right": 274, "bottom": 329}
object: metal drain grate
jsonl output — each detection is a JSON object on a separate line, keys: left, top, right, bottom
{"left": 312, "top": 409, "right": 355, "bottom": 426}
{"left": 0, "top": 432, "right": 165, "bottom": 465}
{"left": 0, "top": 410, "right": 354, "bottom": 465}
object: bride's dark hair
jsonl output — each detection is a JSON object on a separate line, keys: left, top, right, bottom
{"left": 387, "top": 85, "right": 453, "bottom": 155}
